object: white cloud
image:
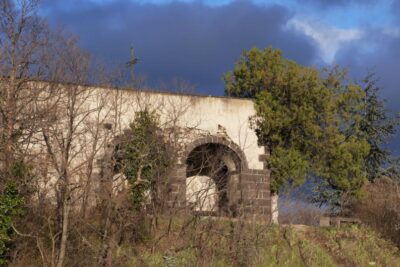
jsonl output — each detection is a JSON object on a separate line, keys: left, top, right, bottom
{"left": 288, "top": 18, "right": 363, "bottom": 63}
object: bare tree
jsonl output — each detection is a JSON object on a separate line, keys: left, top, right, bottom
{"left": 34, "top": 31, "right": 113, "bottom": 266}
{"left": 0, "top": 3, "right": 272, "bottom": 264}
{"left": 0, "top": 0, "right": 49, "bottom": 178}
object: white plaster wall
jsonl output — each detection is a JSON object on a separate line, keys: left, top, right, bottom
{"left": 90, "top": 87, "right": 264, "bottom": 170}
{"left": 26, "top": 83, "right": 265, "bottom": 208}
{"left": 184, "top": 96, "right": 263, "bottom": 169}
{"left": 186, "top": 175, "right": 217, "bottom": 212}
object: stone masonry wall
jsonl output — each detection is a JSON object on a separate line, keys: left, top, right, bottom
{"left": 167, "top": 135, "right": 271, "bottom": 221}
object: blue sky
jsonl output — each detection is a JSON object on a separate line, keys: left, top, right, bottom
{"left": 40, "top": 0, "right": 400, "bottom": 152}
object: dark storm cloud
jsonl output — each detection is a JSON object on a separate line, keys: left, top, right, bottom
{"left": 40, "top": 0, "right": 317, "bottom": 94}
{"left": 335, "top": 30, "right": 400, "bottom": 103}
{"left": 38, "top": 0, "right": 400, "bottom": 153}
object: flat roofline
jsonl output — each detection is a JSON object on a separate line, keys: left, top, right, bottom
{"left": 89, "top": 84, "right": 253, "bottom": 101}
{"left": 31, "top": 79, "right": 254, "bottom": 102}
{"left": 2, "top": 77, "right": 253, "bottom": 101}
{"left": 103, "top": 85, "right": 250, "bottom": 101}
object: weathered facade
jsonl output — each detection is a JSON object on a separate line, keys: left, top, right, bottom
{"left": 38, "top": 83, "right": 271, "bottom": 221}
{"left": 100, "top": 87, "right": 271, "bottom": 220}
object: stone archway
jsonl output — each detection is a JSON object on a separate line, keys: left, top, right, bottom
{"left": 185, "top": 142, "right": 243, "bottom": 216}
{"left": 181, "top": 136, "right": 248, "bottom": 170}
{"left": 166, "top": 135, "right": 271, "bottom": 220}
{"left": 178, "top": 136, "right": 249, "bottom": 217}
{"left": 100, "top": 133, "right": 272, "bottom": 221}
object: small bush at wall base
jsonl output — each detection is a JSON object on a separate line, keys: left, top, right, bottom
{"left": 0, "top": 183, "right": 24, "bottom": 265}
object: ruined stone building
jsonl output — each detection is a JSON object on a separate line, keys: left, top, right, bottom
{"left": 35, "top": 83, "right": 272, "bottom": 221}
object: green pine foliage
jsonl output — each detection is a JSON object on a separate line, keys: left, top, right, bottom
{"left": 311, "top": 72, "right": 400, "bottom": 209}
{"left": 359, "top": 73, "right": 400, "bottom": 181}
{"left": 224, "top": 47, "right": 370, "bottom": 201}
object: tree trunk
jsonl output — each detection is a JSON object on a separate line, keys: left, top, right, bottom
{"left": 56, "top": 198, "right": 70, "bottom": 267}
{"left": 271, "top": 193, "right": 279, "bottom": 224}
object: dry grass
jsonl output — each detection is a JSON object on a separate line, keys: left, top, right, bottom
{"left": 353, "top": 177, "right": 400, "bottom": 247}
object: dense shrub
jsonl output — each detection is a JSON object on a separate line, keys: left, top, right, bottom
{"left": 0, "top": 183, "right": 24, "bottom": 265}
{"left": 353, "top": 177, "right": 400, "bottom": 247}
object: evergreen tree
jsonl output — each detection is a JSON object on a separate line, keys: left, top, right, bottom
{"left": 224, "top": 47, "right": 370, "bottom": 210}
{"left": 359, "top": 73, "right": 400, "bottom": 181}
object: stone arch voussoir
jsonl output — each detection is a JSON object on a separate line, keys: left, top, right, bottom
{"left": 179, "top": 135, "right": 250, "bottom": 217}
{"left": 181, "top": 136, "right": 249, "bottom": 171}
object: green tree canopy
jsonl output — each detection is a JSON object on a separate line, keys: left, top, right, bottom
{"left": 224, "top": 47, "right": 370, "bottom": 199}
{"left": 118, "top": 109, "right": 170, "bottom": 210}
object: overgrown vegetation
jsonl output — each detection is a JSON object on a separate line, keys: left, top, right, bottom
{"left": 43, "top": 216, "right": 400, "bottom": 267}
{"left": 353, "top": 177, "right": 400, "bottom": 247}
{"left": 224, "top": 48, "right": 370, "bottom": 212}
{"left": 0, "top": 183, "right": 24, "bottom": 265}
{"left": 0, "top": 0, "right": 399, "bottom": 266}
{"left": 224, "top": 47, "right": 400, "bottom": 215}
{"left": 118, "top": 109, "right": 171, "bottom": 210}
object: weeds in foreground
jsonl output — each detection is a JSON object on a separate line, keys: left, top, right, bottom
{"left": 88, "top": 217, "right": 400, "bottom": 267}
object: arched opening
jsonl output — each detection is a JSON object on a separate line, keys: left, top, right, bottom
{"left": 186, "top": 143, "right": 242, "bottom": 217}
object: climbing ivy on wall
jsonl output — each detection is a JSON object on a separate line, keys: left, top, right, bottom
{"left": 119, "top": 109, "right": 171, "bottom": 210}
